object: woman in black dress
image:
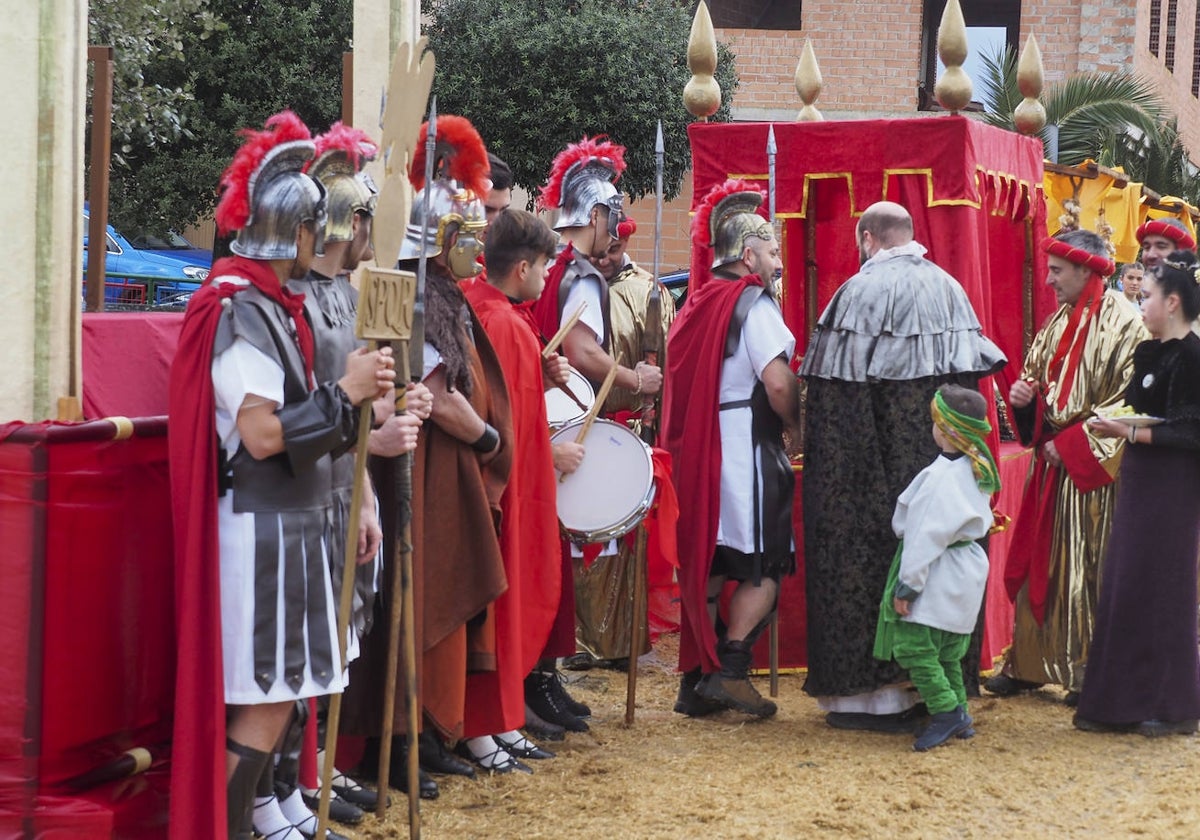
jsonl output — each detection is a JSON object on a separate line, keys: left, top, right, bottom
{"left": 1074, "top": 249, "right": 1200, "bottom": 736}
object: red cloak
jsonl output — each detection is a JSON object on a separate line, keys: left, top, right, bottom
{"left": 461, "top": 278, "right": 561, "bottom": 736}
{"left": 661, "top": 273, "right": 764, "bottom": 675}
{"left": 531, "top": 242, "right": 576, "bottom": 342}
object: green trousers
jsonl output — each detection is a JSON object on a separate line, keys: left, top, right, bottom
{"left": 891, "top": 622, "right": 970, "bottom": 715}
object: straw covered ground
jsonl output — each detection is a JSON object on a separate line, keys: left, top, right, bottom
{"left": 345, "top": 635, "right": 1200, "bottom": 839}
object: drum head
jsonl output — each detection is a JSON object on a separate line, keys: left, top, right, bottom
{"left": 551, "top": 418, "right": 655, "bottom": 542}
{"left": 544, "top": 368, "right": 595, "bottom": 428}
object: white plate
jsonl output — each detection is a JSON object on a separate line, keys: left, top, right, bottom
{"left": 1107, "top": 414, "right": 1165, "bottom": 427}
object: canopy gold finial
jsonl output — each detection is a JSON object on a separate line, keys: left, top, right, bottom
{"left": 1013, "top": 34, "right": 1047, "bottom": 135}
{"left": 684, "top": 1, "right": 721, "bottom": 120}
{"left": 934, "top": 0, "right": 973, "bottom": 113}
{"left": 795, "top": 39, "right": 824, "bottom": 122}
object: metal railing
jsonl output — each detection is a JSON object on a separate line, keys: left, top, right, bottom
{"left": 82, "top": 272, "right": 203, "bottom": 309}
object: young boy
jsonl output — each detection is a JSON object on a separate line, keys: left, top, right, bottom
{"left": 874, "top": 384, "right": 1000, "bottom": 751}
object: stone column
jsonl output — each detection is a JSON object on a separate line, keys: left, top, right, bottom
{"left": 0, "top": 1, "right": 87, "bottom": 422}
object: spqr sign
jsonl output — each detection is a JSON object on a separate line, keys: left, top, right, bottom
{"left": 356, "top": 267, "right": 416, "bottom": 342}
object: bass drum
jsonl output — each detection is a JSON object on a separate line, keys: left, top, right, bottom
{"left": 544, "top": 367, "right": 595, "bottom": 428}
{"left": 550, "top": 418, "right": 656, "bottom": 544}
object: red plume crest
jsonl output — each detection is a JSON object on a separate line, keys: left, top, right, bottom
{"left": 692, "top": 179, "right": 767, "bottom": 246}
{"left": 408, "top": 115, "right": 490, "bottom": 198}
{"left": 309, "top": 122, "right": 378, "bottom": 173}
{"left": 537, "top": 136, "right": 627, "bottom": 212}
{"left": 215, "top": 110, "right": 312, "bottom": 235}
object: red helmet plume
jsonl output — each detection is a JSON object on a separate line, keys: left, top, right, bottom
{"left": 308, "top": 122, "right": 378, "bottom": 173}
{"left": 692, "top": 179, "right": 767, "bottom": 247}
{"left": 408, "top": 115, "right": 490, "bottom": 198}
{"left": 537, "top": 136, "right": 627, "bottom": 212}
{"left": 215, "top": 110, "right": 312, "bottom": 235}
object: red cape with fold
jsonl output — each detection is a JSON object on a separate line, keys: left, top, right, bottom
{"left": 531, "top": 242, "right": 576, "bottom": 342}
{"left": 461, "top": 278, "right": 561, "bottom": 736}
{"left": 166, "top": 278, "right": 239, "bottom": 840}
{"left": 661, "top": 273, "right": 764, "bottom": 675}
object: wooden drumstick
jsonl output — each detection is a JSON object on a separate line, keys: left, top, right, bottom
{"left": 542, "top": 302, "right": 588, "bottom": 359}
{"left": 559, "top": 356, "right": 621, "bottom": 483}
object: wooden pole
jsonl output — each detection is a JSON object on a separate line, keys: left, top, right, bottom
{"left": 624, "top": 522, "right": 649, "bottom": 725}
{"left": 85, "top": 46, "right": 113, "bottom": 313}
{"left": 315, "top": 370, "right": 377, "bottom": 839}
{"left": 342, "top": 51, "right": 354, "bottom": 126}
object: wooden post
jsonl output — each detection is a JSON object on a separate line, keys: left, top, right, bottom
{"left": 624, "top": 523, "right": 649, "bottom": 726}
{"left": 85, "top": 46, "right": 113, "bottom": 313}
{"left": 804, "top": 185, "right": 819, "bottom": 338}
{"left": 342, "top": 51, "right": 354, "bottom": 126}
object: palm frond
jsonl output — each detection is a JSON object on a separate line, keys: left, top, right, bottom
{"left": 976, "top": 45, "right": 1019, "bottom": 130}
{"left": 1046, "top": 73, "right": 1164, "bottom": 164}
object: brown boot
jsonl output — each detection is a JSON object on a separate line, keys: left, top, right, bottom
{"left": 696, "top": 640, "right": 777, "bottom": 718}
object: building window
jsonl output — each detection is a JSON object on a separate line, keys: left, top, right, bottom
{"left": 1166, "top": 0, "right": 1178, "bottom": 71}
{"left": 708, "top": 0, "right": 802, "bottom": 30}
{"left": 1192, "top": 10, "right": 1200, "bottom": 95}
{"left": 919, "top": 0, "right": 1021, "bottom": 111}
{"left": 1150, "top": 0, "right": 1162, "bottom": 56}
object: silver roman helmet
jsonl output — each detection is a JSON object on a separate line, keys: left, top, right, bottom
{"left": 397, "top": 114, "right": 491, "bottom": 279}
{"left": 538, "top": 136, "right": 628, "bottom": 238}
{"left": 709, "top": 189, "right": 773, "bottom": 272}
{"left": 229, "top": 141, "right": 326, "bottom": 261}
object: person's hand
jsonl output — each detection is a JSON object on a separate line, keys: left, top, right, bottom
{"left": 542, "top": 352, "right": 571, "bottom": 388}
{"left": 405, "top": 382, "right": 434, "bottom": 420}
{"left": 552, "top": 441, "right": 585, "bottom": 474}
{"left": 635, "top": 361, "right": 663, "bottom": 396}
{"left": 369, "top": 412, "right": 421, "bottom": 457}
{"left": 1087, "top": 416, "right": 1126, "bottom": 439}
{"left": 357, "top": 503, "right": 382, "bottom": 566}
{"left": 1041, "top": 439, "right": 1063, "bottom": 467}
{"left": 340, "top": 346, "right": 395, "bottom": 404}
{"left": 1009, "top": 379, "right": 1037, "bottom": 409}
{"left": 893, "top": 597, "right": 911, "bottom": 617}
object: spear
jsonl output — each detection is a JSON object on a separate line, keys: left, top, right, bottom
{"left": 766, "top": 122, "right": 780, "bottom": 699}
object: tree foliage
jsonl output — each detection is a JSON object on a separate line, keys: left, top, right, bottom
{"left": 424, "top": 0, "right": 739, "bottom": 205}
{"left": 975, "top": 45, "right": 1200, "bottom": 201}
{"left": 96, "top": 0, "right": 350, "bottom": 237}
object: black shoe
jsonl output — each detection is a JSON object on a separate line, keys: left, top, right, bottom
{"left": 493, "top": 732, "right": 555, "bottom": 760}
{"left": 1135, "top": 719, "right": 1198, "bottom": 737}
{"left": 825, "top": 711, "right": 919, "bottom": 734}
{"left": 523, "top": 703, "right": 566, "bottom": 742}
{"left": 983, "top": 673, "right": 1041, "bottom": 697}
{"left": 548, "top": 671, "right": 592, "bottom": 717}
{"left": 353, "top": 739, "right": 441, "bottom": 800}
{"left": 455, "top": 740, "right": 534, "bottom": 775}
{"left": 673, "top": 668, "right": 725, "bottom": 717}
{"left": 298, "top": 791, "right": 363, "bottom": 827}
{"left": 1063, "top": 691, "right": 1081, "bottom": 707}
{"left": 1073, "top": 715, "right": 1135, "bottom": 734}
{"left": 418, "top": 730, "right": 477, "bottom": 778}
{"left": 330, "top": 775, "right": 383, "bottom": 810}
{"left": 913, "top": 708, "right": 971, "bottom": 751}
{"left": 525, "top": 671, "right": 589, "bottom": 732}
{"left": 561, "top": 652, "right": 599, "bottom": 671}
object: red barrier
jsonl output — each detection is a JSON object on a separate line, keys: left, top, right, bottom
{"left": 0, "top": 419, "right": 174, "bottom": 838}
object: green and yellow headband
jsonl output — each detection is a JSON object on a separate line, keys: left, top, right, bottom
{"left": 931, "top": 390, "right": 1000, "bottom": 495}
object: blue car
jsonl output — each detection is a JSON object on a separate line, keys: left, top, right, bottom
{"left": 83, "top": 205, "right": 211, "bottom": 305}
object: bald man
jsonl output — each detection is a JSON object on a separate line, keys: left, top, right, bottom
{"left": 799, "top": 201, "right": 1007, "bottom": 733}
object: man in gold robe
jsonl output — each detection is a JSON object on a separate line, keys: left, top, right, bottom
{"left": 568, "top": 216, "right": 677, "bottom": 667}
{"left": 988, "top": 229, "right": 1148, "bottom": 703}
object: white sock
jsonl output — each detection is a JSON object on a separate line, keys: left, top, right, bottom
{"left": 463, "top": 735, "right": 513, "bottom": 769}
{"left": 494, "top": 730, "right": 536, "bottom": 752}
{"left": 277, "top": 789, "right": 318, "bottom": 835}
{"left": 252, "top": 795, "right": 302, "bottom": 839}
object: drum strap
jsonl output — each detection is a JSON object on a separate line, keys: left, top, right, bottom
{"left": 724, "top": 286, "right": 764, "bottom": 358}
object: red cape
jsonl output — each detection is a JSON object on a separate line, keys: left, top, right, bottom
{"left": 461, "top": 278, "right": 561, "bottom": 736}
{"left": 531, "top": 242, "right": 576, "bottom": 342}
{"left": 166, "top": 278, "right": 240, "bottom": 839}
{"left": 661, "top": 273, "right": 764, "bottom": 674}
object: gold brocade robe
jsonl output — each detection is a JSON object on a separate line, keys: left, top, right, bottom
{"left": 602, "top": 261, "right": 676, "bottom": 416}
{"left": 1007, "top": 290, "right": 1148, "bottom": 691}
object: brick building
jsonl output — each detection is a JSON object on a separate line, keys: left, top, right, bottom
{"left": 632, "top": 0, "right": 1200, "bottom": 274}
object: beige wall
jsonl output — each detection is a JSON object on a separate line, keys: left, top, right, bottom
{"left": 0, "top": 1, "right": 87, "bottom": 422}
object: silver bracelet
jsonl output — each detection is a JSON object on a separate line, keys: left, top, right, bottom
{"left": 1127, "top": 425, "right": 1136, "bottom": 444}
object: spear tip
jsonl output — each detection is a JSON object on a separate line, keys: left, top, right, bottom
{"left": 655, "top": 120, "right": 664, "bottom": 154}
{"left": 766, "top": 123, "right": 777, "bottom": 154}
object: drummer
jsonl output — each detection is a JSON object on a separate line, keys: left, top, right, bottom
{"left": 462, "top": 208, "right": 586, "bottom": 760}
{"left": 527, "top": 136, "right": 664, "bottom": 731}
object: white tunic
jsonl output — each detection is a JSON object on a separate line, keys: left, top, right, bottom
{"left": 715, "top": 294, "right": 796, "bottom": 553}
{"left": 562, "top": 271, "right": 606, "bottom": 346}
{"left": 892, "top": 454, "right": 992, "bottom": 635}
{"left": 213, "top": 335, "right": 344, "bottom": 704}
